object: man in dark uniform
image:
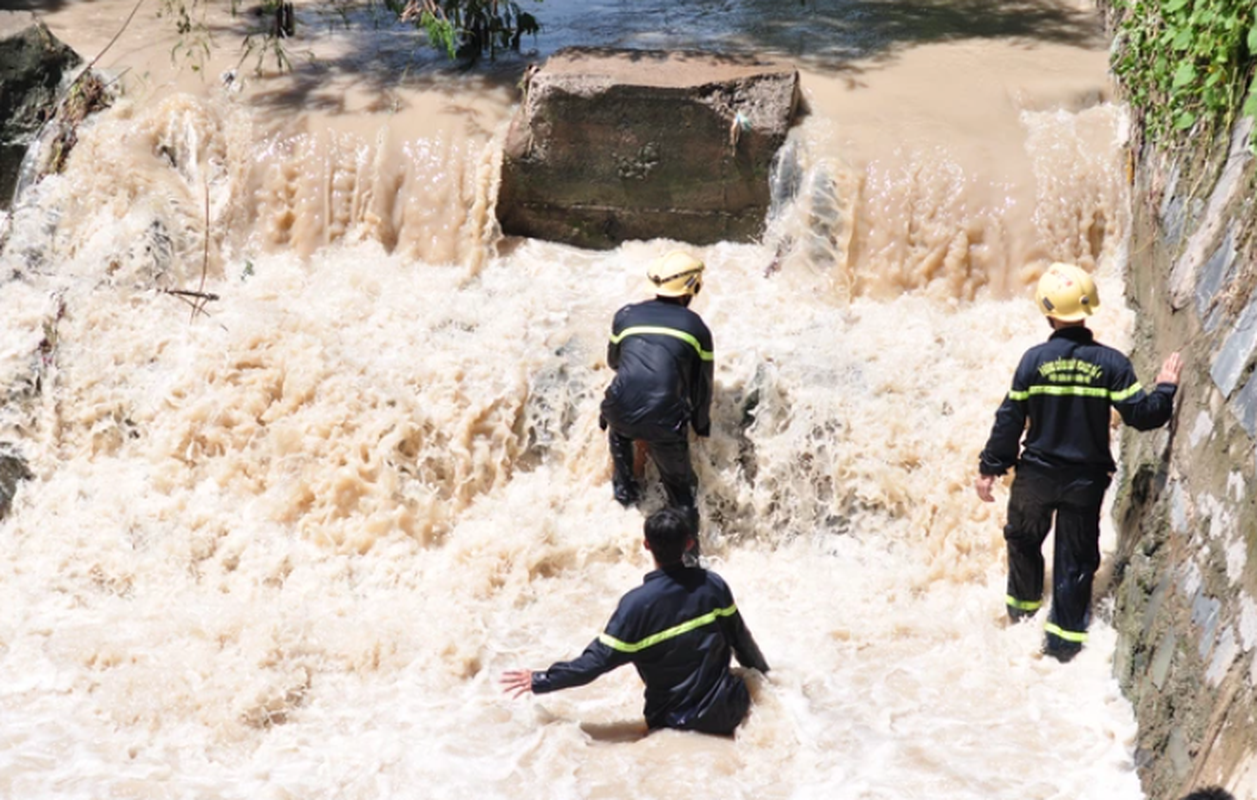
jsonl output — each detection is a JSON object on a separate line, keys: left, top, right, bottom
{"left": 500, "top": 508, "right": 770, "bottom": 735}
{"left": 600, "top": 251, "right": 713, "bottom": 516}
{"left": 976, "top": 262, "right": 1182, "bottom": 662}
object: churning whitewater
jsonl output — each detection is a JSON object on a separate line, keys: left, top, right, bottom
{"left": 0, "top": 0, "right": 1151, "bottom": 797}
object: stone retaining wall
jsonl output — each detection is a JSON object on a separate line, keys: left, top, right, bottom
{"left": 1111, "top": 104, "right": 1257, "bottom": 799}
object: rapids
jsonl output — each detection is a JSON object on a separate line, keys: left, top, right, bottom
{"left": 1, "top": 0, "right": 1149, "bottom": 797}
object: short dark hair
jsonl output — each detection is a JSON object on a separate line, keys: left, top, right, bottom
{"left": 1181, "top": 788, "right": 1235, "bottom": 800}
{"left": 644, "top": 508, "right": 694, "bottom": 565}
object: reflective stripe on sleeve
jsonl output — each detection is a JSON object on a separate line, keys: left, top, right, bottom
{"left": 1110, "top": 382, "right": 1144, "bottom": 402}
{"left": 609, "top": 326, "right": 714, "bottom": 361}
{"left": 1006, "top": 596, "right": 1042, "bottom": 612}
{"left": 598, "top": 604, "right": 737, "bottom": 653}
{"left": 1044, "top": 622, "right": 1088, "bottom": 643}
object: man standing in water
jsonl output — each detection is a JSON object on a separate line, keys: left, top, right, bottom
{"left": 501, "top": 508, "right": 769, "bottom": 735}
{"left": 975, "top": 262, "right": 1182, "bottom": 662}
{"left": 600, "top": 251, "right": 712, "bottom": 522}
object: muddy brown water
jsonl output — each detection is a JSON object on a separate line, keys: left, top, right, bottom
{"left": 0, "top": 1, "right": 1149, "bottom": 798}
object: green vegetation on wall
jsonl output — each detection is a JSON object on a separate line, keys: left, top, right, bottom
{"left": 1111, "top": 0, "right": 1257, "bottom": 149}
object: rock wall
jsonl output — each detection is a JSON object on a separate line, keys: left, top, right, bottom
{"left": 1110, "top": 95, "right": 1257, "bottom": 798}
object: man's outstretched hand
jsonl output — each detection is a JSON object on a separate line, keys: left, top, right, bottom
{"left": 1157, "top": 352, "right": 1183, "bottom": 386}
{"left": 500, "top": 669, "right": 534, "bottom": 699}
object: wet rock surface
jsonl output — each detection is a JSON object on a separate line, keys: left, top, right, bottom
{"left": 0, "top": 11, "right": 82, "bottom": 209}
{"left": 0, "top": 449, "right": 32, "bottom": 520}
{"left": 496, "top": 47, "right": 800, "bottom": 249}
{"left": 1112, "top": 105, "right": 1257, "bottom": 800}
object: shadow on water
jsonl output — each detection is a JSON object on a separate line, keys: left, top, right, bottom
{"left": 579, "top": 719, "right": 650, "bottom": 743}
{"left": 542, "top": 0, "right": 1108, "bottom": 71}
{"left": 756, "top": 0, "right": 1108, "bottom": 67}
{"left": 0, "top": 0, "right": 75, "bottom": 12}
{"left": 105, "top": 0, "right": 1107, "bottom": 123}
{"left": 218, "top": 6, "right": 531, "bottom": 126}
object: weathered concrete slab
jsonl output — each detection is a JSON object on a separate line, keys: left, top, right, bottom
{"left": 497, "top": 48, "right": 800, "bottom": 249}
{"left": 0, "top": 11, "right": 82, "bottom": 209}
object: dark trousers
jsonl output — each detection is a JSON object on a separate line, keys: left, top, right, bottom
{"left": 1004, "top": 464, "right": 1110, "bottom": 654}
{"left": 653, "top": 673, "right": 750, "bottom": 736}
{"left": 609, "top": 430, "right": 696, "bottom": 511}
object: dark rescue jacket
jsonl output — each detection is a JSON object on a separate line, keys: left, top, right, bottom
{"left": 601, "top": 298, "right": 714, "bottom": 441}
{"left": 979, "top": 326, "right": 1176, "bottom": 476}
{"left": 531, "top": 566, "right": 769, "bottom": 735}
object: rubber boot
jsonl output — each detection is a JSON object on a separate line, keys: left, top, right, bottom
{"left": 609, "top": 431, "right": 640, "bottom": 507}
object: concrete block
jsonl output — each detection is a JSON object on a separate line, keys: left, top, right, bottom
{"left": 497, "top": 48, "right": 800, "bottom": 249}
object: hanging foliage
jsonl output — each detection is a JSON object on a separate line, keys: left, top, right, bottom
{"left": 1111, "top": 0, "right": 1257, "bottom": 150}
{"left": 159, "top": 0, "right": 542, "bottom": 74}
{"left": 398, "top": 0, "right": 541, "bottom": 61}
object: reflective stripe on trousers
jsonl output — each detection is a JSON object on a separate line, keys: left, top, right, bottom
{"left": 1004, "top": 464, "right": 1110, "bottom": 647}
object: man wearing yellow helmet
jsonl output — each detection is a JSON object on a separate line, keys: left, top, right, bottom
{"left": 976, "top": 262, "right": 1183, "bottom": 662}
{"left": 600, "top": 251, "right": 713, "bottom": 521}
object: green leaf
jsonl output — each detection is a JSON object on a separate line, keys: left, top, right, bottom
{"left": 1248, "top": 22, "right": 1257, "bottom": 53}
{"left": 1164, "top": 0, "right": 1188, "bottom": 12}
{"left": 1172, "top": 61, "right": 1197, "bottom": 88}
{"left": 1174, "top": 110, "right": 1197, "bottom": 130}
{"left": 1244, "top": 76, "right": 1257, "bottom": 117}
{"left": 1171, "top": 28, "right": 1193, "bottom": 49}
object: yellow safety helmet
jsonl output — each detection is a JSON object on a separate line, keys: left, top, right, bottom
{"left": 1035, "top": 262, "right": 1099, "bottom": 321}
{"left": 647, "top": 251, "right": 705, "bottom": 298}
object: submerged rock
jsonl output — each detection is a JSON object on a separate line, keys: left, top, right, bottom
{"left": 0, "top": 448, "right": 31, "bottom": 520}
{"left": 497, "top": 47, "right": 800, "bottom": 249}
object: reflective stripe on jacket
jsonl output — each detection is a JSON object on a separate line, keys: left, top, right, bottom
{"left": 531, "top": 566, "right": 769, "bottom": 734}
{"left": 979, "top": 326, "right": 1176, "bottom": 475}
{"left": 601, "top": 298, "right": 713, "bottom": 441}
